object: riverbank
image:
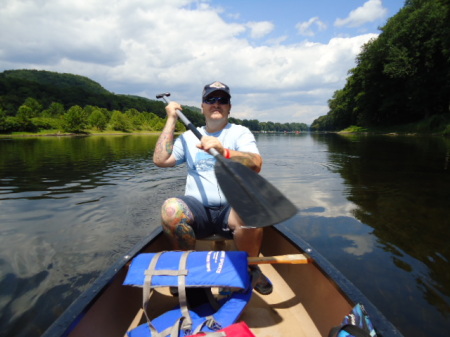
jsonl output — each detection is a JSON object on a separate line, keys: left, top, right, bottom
{"left": 2, "top": 115, "right": 450, "bottom": 138}
{"left": 339, "top": 114, "right": 450, "bottom": 136}
{"left": 0, "top": 129, "right": 163, "bottom": 138}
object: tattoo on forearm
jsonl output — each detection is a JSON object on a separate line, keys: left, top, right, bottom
{"left": 231, "top": 152, "right": 262, "bottom": 172}
{"left": 154, "top": 131, "right": 174, "bottom": 161}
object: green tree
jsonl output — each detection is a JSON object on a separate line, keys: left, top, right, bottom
{"left": 125, "top": 108, "right": 142, "bottom": 130}
{"left": 62, "top": 105, "right": 88, "bottom": 133}
{"left": 19, "top": 97, "right": 42, "bottom": 117}
{"left": 152, "top": 119, "right": 165, "bottom": 131}
{"left": 83, "top": 105, "right": 97, "bottom": 116}
{"left": 0, "top": 109, "right": 6, "bottom": 131}
{"left": 31, "top": 117, "right": 61, "bottom": 130}
{"left": 89, "top": 108, "right": 108, "bottom": 131}
{"left": 14, "top": 97, "right": 44, "bottom": 131}
{"left": 242, "top": 119, "right": 261, "bottom": 131}
{"left": 109, "top": 110, "right": 130, "bottom": 131}
{"left": 313, "top": 0, "right": 450, "bottom": 131}
{"left": 42, "top": 102, "right": 65, "bottom": 117}
{"left": 16, "top": 106, "right": 36, "bottom": 131}
{"left": 175, "top": 120, "right": 186, "bottom": 132}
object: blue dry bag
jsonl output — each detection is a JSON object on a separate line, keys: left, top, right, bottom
{"left": 328, "top": 303, "right": 377, "bottom": 337}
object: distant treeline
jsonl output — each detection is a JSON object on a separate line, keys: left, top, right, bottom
{"left": 0, "top": 70, "right": 308, "bottom": 133}
{"left": 311, "top": 0, "right": 450, "bottom": 133}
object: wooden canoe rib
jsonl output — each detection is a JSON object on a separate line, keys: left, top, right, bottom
{"left": 42, "top": 226, "right": 404, "bottom": 337}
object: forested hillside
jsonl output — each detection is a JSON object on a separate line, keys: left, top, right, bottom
{"left": 311, "top": 0, "right": 450, "bottom": 133}
{"left": 0, "top": 69, "right": 308, "bottom": 134}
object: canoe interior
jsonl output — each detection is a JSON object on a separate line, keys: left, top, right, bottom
{"left": 63, "top": 227, "right": 355, "bottom": 337}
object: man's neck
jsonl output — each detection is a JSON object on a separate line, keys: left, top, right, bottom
{"left": 205, "top": 119, "right": 228, "bottom": 133}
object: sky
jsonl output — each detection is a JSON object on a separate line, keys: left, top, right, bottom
{"left": 0, "top": 0, "right": 406, "bottom": 125}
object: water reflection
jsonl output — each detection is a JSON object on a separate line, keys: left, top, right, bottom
{"left": 0, "top": 136, "right": 160, "bottom": 200}
{"left": 257, "top": 133, "right": 450, "bottom": 337}
{"left": 318, "top": 134, "right": 450, "bottom": 298}
{"left": 0, "top": 135, "right": 186, "bottom": 336}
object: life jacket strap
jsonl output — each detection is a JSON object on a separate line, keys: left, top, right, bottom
{"left": 142, "top": 251, "right": 194, "bottom": 336}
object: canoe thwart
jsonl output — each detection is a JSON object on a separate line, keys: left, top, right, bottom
{"left": 248, "top": 253, "right": 312, "bottom": 265}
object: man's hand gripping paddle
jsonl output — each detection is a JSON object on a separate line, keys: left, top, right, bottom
{"left": 156, "top": 92, "right": 297, "bottom": 228}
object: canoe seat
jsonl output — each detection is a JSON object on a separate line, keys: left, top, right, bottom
{"left": 200, "top": 234, "right": 227, "bottom": 241}
{"left": 198, "top": 234, "right": 228, "bottom": 251}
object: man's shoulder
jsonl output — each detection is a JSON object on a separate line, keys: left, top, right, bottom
{"left": 228, "top": 123, "right": 251, "bottom": 133}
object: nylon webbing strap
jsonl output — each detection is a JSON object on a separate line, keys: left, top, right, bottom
{"left": 178, "top": 251, "right": 193, "bottom": 331}
{"left": 191, "top": 315, "right": 222, "bottom": 335}
{"left": 140, "top": 251, "right": 193, "bottom": 337}
{"left": 148, "top": 269, "right": 188, "bottom": 276}
{"left": 142, "top": 251, "right": 164, "bottom": 337}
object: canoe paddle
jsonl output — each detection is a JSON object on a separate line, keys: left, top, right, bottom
{"left": 156, "top": 92, "right": 297, "bottom": 228}
{"left": 248, "top": 254, "right": 312, "bottom": 265}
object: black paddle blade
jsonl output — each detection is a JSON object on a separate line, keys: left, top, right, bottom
{"left": 214, "top": 157, "right": 297, "bottom": 228}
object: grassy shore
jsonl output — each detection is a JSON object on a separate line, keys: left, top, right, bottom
{"left": 338, "top": 114, "right": 450, "bottom": 136}
{"left": 0, "top": 129, "right": 163, "bottom": 138}
{"left": 2, "top": 113, "right": 450, "bottom": 138}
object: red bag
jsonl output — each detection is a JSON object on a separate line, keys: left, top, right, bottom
{"left": 186, "top": 321, "right": 256, "bottom": 337}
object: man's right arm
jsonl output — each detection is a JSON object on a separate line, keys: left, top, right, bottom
{"left": 153, "top": 102, "right": 181, "bottom": 167}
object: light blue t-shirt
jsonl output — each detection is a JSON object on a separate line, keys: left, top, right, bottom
{"left": 172, "top": 123, "right": 259, "bottom": 207}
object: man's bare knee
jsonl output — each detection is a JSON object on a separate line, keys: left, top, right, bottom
{"left": 161, "top": 198, "right": 193, "bottom": 228}
{"left": 161, "top": 198, "right": 195, "bottom": 249}
{"left": 161, "top": 198, "right": 193, "bottom": 232}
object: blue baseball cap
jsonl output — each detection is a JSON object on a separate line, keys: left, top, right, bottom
{"left": 202, "top": 81, "right": 231, "bottom": 100}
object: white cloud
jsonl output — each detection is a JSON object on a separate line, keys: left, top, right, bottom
{"left": 335, "top": 0, "right": 388, "bottom": 28}
{"left": 0, "top": 0, "right": 378, "bottom": 124}
{"left": 296, "top": 17, "right": 327, "bottom": 37}
{"left": 246, "top": 21, "right": 275, "bottom": 39}
{"left": 340, "top": 234, "right": 375, "bottom": 256}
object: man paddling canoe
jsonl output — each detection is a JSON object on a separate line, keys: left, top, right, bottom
{"left": 153, "top": 81, "right": 272, "bottom": 295}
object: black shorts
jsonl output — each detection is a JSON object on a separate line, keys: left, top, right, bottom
{"left": 178, "top": 195, "right": 233, "bottom": 239}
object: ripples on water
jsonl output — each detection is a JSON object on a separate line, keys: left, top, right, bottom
{"left": 0, "top": 135, "right": 186, "bottom": 336}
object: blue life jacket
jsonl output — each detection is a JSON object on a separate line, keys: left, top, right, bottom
{"left": 124, "top": 251, "right": 253, "bottom": 337}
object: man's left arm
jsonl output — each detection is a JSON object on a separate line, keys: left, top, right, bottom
{"left": 198, "top": 129, "right": 263, "bottom": 172}
{"left": 226, "top": 150, "right": 262, "bottom": 173}
{"left": 227, "top": 129, "right": 262, "bottom": 172}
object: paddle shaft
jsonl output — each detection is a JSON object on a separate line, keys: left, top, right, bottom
{"left": 248, "top": 254, "right": 312, "bottom": 265}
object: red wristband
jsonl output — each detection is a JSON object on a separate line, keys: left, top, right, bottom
{"left": 224, "top": 148, "right": 231, "bottom": 159}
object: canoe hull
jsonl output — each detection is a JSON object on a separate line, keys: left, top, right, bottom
{"left": 43, "top": 226, "right": 403, "bottom": 337}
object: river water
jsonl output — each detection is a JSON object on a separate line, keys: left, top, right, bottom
{"left": 0, "top": 133, "right": 449, "bottom": 337}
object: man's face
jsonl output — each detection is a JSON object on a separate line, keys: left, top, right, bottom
{"left": 201, "top": 91, "right": 231, "bottom": 121}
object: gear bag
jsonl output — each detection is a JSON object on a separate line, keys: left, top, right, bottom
{"left": 328, "top": 303, "right": 377, "bottom": 337}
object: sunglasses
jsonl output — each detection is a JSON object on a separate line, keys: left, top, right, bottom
{"left": 203, "top": 97, "right": 230, "bottom": 105}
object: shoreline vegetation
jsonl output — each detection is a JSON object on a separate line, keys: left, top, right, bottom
{"left": 3, "top": 116, "right": 450, "bottom": 139}
{"left": 0, "top": 70, "right": 308, "bottom": 135}
{"left": 310, "top": 0, "right": 450, "bottom": 135}
{"left": 338, "top": 114, "right": 450, "bottom": 137}
{"left": 0, "top": 130, "right": 163, "bottom": 138}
